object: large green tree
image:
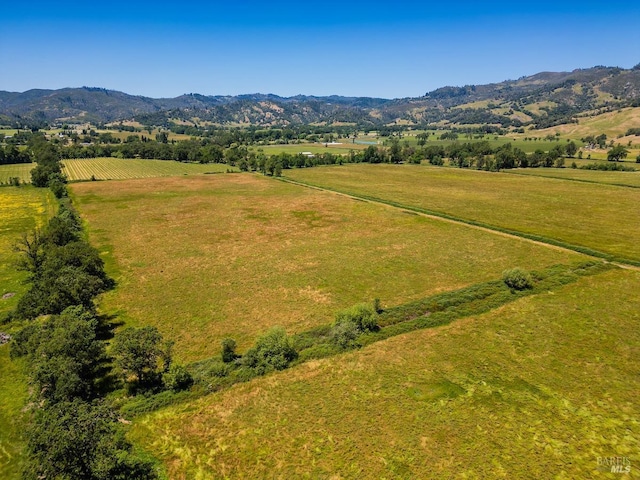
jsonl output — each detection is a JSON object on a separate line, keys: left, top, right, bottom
{"left": 111, "top": 326, "right": 171, "bottom": 388}
{"left": 25, "top": 400, "right": 157, "bottom": 480}
{"left": 11, "top": 306, "right": 105, "bottom": 403}
{"left": 607, "top": 144, "right": 629, "bottom": 162}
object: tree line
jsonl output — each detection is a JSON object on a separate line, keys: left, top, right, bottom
{"left": 7, "top": 201, "right": 160, "bottom": 478}
{"left": 5, "top": 176, "right": 197, "bottom": 477}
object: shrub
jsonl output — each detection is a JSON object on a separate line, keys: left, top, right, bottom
{"left": 335, "top": 303, "right": 378, "bottom": 332}
{"left": 208, "top": 362, "right": 231, "bottom": 378}
{"left": 373, "top": 298, "right": 383, "bottom": 314}
{"left": 330, "top": 318, "right": 361, "bottom": 348}
{"left": 330, "top": 303, "right": 379, "bottom": 349}
{"left": 221, "top": 337, "right": 238, "bottom": 363}
{"left": 502, "top": 268, "right": 533, "bottom": 290}
{"left": 242, "top": 327, "right": 297, "bottom": 373}
{"left": 162, "top": 364, "right": 193, "bottom": 392}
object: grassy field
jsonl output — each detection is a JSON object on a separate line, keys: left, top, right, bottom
{"left": 70, "top": 174, "right": 584, "bottom": 362}
{"left": 285, "top": 164, "right": 640, "bottom": 263}
{"left": 506, "top": 168, "right": 640, "bottom": 187}
{"left": 0, "top": 164, "right": 34, "bottom": 184}
{"left": 130, "top": 267, "right": 639, "bottom": 479}
{"left": 62, "top": 158, "right": 235, "bottom": 181}
{"left": 0, "top": 351, "right": 29, "bottom": 480}
{"left": 252, "top": 142, "right": 368, "bottom": 156}
{"left": 0, "top": 187, "right": 56, "bottom": 480}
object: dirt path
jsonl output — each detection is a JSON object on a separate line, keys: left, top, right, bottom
{"left": 280, "top": 176, "right": 640, "bottom": 272}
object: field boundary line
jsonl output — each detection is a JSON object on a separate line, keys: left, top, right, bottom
{"left": 278, "top": 175, "right": 640, "bottom": 269}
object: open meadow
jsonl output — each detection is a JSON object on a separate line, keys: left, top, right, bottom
{"left": 130, "top": 267, "right": 640, "bottom": 479}
{"left": 4, "top": 162, "right": 638, "bottom": 479}
{"left": 285, "top": 164, "right": 640, "bottom": 263}
{"left": 70, "top": 174, "right": 586, "bottom": 362}
{"left": 505, "top": 167, "right": 640, "bottom": 188}
{"left": 0, "top": 187, "right": 55, "bottom": 479}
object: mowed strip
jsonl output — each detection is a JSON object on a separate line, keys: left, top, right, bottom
{"left": 62, "top": 158, "right": 234, "bottom": 181}
{"left": 130, "top": 268, "right": 640, "bottom": 479}
{"left": 71, "top": 174, "right": 585, "bottom": 362}
{"left": 285, "top": 164, "right": 640, "bottom": 262}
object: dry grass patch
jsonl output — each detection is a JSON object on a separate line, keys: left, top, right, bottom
{"left": 535, "top": 106, "right": 640, "bottom": 139}
{"left": 71, "top": 174, "right": 583, "bottom": 362}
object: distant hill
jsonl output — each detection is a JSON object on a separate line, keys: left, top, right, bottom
{"left": 1, "top": 65, "right": 639, "bottom": 129}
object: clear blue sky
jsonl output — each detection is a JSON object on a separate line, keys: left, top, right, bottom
{"left": 1, "top": 1, "right": 638, "bottom": 99}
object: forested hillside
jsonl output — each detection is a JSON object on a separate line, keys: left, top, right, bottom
{"left": 1, "top": 65, "right": 639, "bottom": 129}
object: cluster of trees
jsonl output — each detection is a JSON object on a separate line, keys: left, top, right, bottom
{"left": 582, "top": 134, "right": 609, "bottom": 149}
{"left": 215, "top": 303, "right": 379, "bottom": 383}
{"left": 13, "top": 206, "right": 113, "bottom": 319}
{"left": 390, "top": 140, "right": 578, "bottom": 170}
{"left": 9, "top": 205, "right": 158, "bottom": 479}
{"left": 27, "top": 137, "right": 66, "bottom": 193}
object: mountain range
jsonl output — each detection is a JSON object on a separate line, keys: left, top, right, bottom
{"left": 1, "top": 65, "right": 639, "bottom": 129}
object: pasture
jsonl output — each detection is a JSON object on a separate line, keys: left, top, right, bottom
{"left": 0, "top": 187, "right": 55, "bottom": 480}
{"left": 0, "top": 164, "right": 34, "bottom": 184}
{"left": 70, "top": 174, "right": 584, "bottom": 362}
{"left": 285, "top": 164, "right": 640, "bottom": 263}
{"left": 62, "top": 158, "right": 234, "bottom": 181}
{"left": 506, "top": 168, "right": 640, "bottom": 188}
{"left": 130, "top": 267, "right": 640, "bottom": 479}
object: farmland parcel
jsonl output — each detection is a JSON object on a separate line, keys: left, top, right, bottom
{"left": 71, "top": 174, "right": 586, "bottom": 362}
{"left": 285, "top": 164, "right": 640, "bottom": 263}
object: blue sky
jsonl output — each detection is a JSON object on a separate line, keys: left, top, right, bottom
{"left": 1, "top": 1, "right": 638, "bottom": 99}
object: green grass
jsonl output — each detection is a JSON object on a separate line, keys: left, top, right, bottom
{"left": 506, "top": 167, "right": 640, "bottom": 187}
{"left": 0, "top": 350, "right": 29, "bottom": 480}
{"left": 0, "top": 186, "right": 55, "bottom": 480}
{"left": 129, "top": 268, "right": 640, "bottom": 479}
{"left": 0, "top": 164, "right": 34, "bottom": 185}
{"left": 70, "top": 174, "right": 584, "bottom": 363}
{"left": 62, "top": 158, "right": 236, "bottom": 181}
{"left": 284, "top": 164, "right": 640, "bottom": 263}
